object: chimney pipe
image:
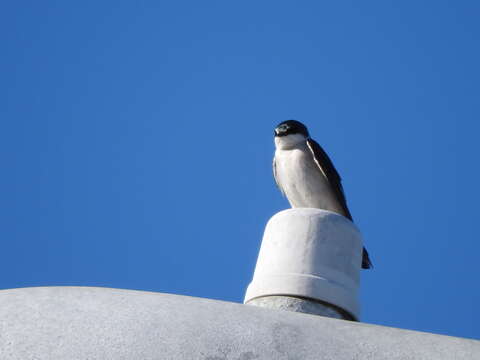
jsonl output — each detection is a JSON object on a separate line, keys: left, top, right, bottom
{"left": 244, "top": 208, "right": 362, "bottom": 321}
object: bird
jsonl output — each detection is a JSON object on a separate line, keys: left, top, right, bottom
{"left": 273, "top": 120, "right": 372, "bottom": 269}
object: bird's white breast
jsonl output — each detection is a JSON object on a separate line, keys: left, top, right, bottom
{"left": 274, "top": 141, "right": 344, "bottom": 214}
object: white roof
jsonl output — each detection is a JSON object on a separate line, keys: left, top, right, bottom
{"left": 0, "top": 287, "right": 478, "bottom": 359}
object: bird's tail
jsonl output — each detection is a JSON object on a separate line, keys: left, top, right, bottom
{"left": 362, "top": 247, "right": 373, "bottom": 269}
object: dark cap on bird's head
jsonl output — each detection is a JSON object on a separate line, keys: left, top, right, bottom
{"left": 274, "top": 120, "right": 309, "bottom": 138}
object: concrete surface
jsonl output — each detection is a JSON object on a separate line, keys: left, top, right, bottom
{"left": 245, "top": 208, "right": 362, "bottom": 319}
{"left": 0, "top": 287, "right": 479, "bottom": 359}
{"left": 247, "top": 295, "right": 350, "bottom": 320}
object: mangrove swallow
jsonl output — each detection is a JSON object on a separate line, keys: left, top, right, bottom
{"left": 273, "top": 120, "right": 372, "bottom": 269}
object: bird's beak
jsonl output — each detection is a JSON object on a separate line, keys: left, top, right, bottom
{"left": 274, "top": 127, "right": 286, "bottom": 136}
{"left": 274, "top": 128, "right": 280, "bottom": 136}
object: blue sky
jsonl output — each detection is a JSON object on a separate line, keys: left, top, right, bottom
{"left": 1, "top": 1, "right": 479, "bottom": 340}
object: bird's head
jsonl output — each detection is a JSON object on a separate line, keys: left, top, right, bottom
{"left": 274, "top": 120, "right": 310, "bottom": 149}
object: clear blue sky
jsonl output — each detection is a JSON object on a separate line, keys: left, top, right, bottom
{"left": 1, "top": 1, "right": 479, "bottom": 340}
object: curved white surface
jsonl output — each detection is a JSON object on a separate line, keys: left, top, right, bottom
{"left": 0, "top": 287, "right": 478, "bottom": 360}
{"left": 245, "top": 208, "right": 362, "bottom": 319}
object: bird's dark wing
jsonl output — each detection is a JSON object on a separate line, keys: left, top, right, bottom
{"left": 306, "top": 138, "right": 372, "bottom": 269}
{"left": 306, "top": 138, "right": 353, "bottom": 221}
{"left": 272, "top": 156, "right": 285, "bottom": 196}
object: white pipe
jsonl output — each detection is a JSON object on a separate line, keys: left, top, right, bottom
{"left": 244, "top": 208, "right": 362, "bottom": 320}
